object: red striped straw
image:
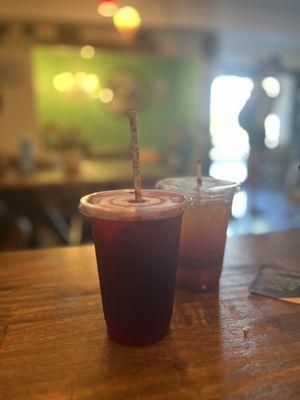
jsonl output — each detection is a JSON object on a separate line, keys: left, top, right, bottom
{"left": 196, "top": 159, "right": 202, "bottom": 187}
{"left": 128, "top": 110, "right": 143, "bottom": 202}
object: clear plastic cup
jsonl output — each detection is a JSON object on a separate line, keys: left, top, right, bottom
{"left": 156, "top": 177, "right": 239, "bottom": 292}
{"left": 79, "top": 189, "right": 187, "bottom": 345}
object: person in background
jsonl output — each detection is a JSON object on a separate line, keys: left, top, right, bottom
{"left": 285, "top": 161, "right": 300, "bottom": 210}
{"left": 239, "top": 57, "right": 281, "bottom": 214}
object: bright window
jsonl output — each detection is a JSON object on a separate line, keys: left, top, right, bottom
{"left": 209, "top": 75, "right": 253, "bottom": 182}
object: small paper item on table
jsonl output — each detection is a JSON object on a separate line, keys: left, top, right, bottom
{"left": 250, "top": 264, "right": 300, "bottom": 304}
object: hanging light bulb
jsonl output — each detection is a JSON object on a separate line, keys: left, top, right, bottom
{"left": 113, "top": 6, "right": 141, "bottom": 36}
{"left": 97, "top": 0, "right": 118, "bottom": 17}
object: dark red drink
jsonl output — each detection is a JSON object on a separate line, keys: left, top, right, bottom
{"left": 92, "top": 215, "right": 182, "bottom": 345}
{"left": 79, "top": 189, "right": 187, "bottom": 346}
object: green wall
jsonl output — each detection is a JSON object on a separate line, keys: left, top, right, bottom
{"left": 32, "top": 46, "right": 201, "bottom": 151}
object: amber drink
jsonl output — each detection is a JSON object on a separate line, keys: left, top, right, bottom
{"left": 156, "top": 177, "right": 239, "bottom": 291}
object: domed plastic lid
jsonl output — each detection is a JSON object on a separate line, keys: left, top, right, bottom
{"left": 79, "top": 189, "right": 188, "bottom": 221}
{"left": 156, "top": 177, "right": 240, "bottom": 202}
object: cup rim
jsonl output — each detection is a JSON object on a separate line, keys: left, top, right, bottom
{"left": 79, "top": 188, "right": 188, "bottom": 221}
{"left": 156, "top": 176, "right": 240, "bottom": 202}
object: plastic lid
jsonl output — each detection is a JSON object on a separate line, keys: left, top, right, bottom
{"left": 156, "top": 177, "right": 240, "bottom": 202}
{"left": 79, "top": 189, "right": 188, "bottom": 221}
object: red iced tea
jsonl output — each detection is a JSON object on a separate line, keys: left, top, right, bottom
{"left": 79, "top": 189, "right": 187, "bottom": 346}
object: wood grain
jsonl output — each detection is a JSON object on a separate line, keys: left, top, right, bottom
{"left": 0, "top": 230, "right": 300, "bottom": 399}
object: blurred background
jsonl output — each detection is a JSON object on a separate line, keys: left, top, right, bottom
{"left": 0, "top": 0, "right": 299, "bottom": 250}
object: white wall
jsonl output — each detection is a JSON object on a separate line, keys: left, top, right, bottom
{"left": 216, "top": 30, "right": 300, "bottom": 71}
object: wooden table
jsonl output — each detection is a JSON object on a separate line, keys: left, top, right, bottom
{"left": 0, "top": 159, "right": 169, "bottom": 191}
{"left": 0, "top": 230, "right": 300, "bottom": 399}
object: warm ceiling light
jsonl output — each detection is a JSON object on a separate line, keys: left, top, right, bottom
{"left": 113, "top": 6, "right": 141, "bottom": 35}
{"left": 53, "top": 72, "right": 74, "bottom": 92}
{"left": 82, "top": 74, "right": 99, "bottom": 93}
{"left": 74, "top": 72, "right": 86, "bottom": 86}
{"left": 99, "top": 88, "right": 114, "bottom": 103}
{"left": 97, "top": 0, "right": 118, "bottom": 17}
{"left": 80, "top": 45, "right": 95, "bottom": 60}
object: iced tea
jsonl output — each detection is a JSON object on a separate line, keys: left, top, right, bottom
{"left": 79, "top": 189, "right": 187, "bottom": 345}
{"left": 156, "top": 177, "right": 239, "bottom": 291}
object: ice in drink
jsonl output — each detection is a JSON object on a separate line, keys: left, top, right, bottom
{"left": 156, "top": 177, "right": 239, "bottom": 292}
{"left": 79, "top": 189, "right": 187, "bottom": 345}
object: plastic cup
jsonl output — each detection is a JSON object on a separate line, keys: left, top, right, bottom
{"left": 156, "top": 177, "right": 239, "bottom": 292}
{"left": 79, "top": 189, "right": 187, "bottom": 346}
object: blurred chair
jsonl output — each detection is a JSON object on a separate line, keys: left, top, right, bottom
{"left": 0, "top": 200, "right": 33, "bottom": 250}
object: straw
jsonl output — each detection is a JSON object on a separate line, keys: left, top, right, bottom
{"left": 128, "top": 110, "right": 143, "bottom": 202}
{"left": 196, "top": 159, "right": 202, "bottom": 187}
